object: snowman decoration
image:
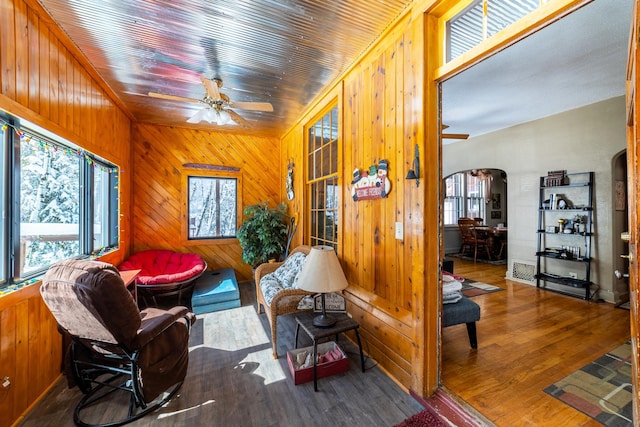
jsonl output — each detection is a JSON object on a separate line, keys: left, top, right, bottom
{"left": 351, "top": 160, "right": 391, "bottom": 201}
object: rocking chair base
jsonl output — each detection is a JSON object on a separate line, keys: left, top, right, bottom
{"left": 74, "top": 378, "right": 183, "bottom": 427}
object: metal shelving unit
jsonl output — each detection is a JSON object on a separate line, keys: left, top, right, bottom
{"left": 535, "top": 171, "right": 594, "bottom": 300}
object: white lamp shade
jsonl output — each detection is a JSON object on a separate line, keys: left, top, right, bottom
{"left": 296, "top": 245, "right": 348, "bottom": 293}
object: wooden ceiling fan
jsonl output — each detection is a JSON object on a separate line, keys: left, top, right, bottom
{"left": 148, "top": 77, "right": 273, "bottom": 126}
{"left": 441, "top": 124, "right": 469, "bottom": 140}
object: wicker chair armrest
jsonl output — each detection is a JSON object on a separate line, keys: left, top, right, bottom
{"left": 270, "top": 288, "right": 314, "bottom": 308}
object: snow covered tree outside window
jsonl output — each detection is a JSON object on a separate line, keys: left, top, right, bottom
{"left": 1, "top": 115, "right": 119, "bottom": 291}
{"left": 93, "top": 166, "right": 111, "bottom": 250}
{"left": 188, "top": 176, "right": 237, "bottom": 239}
{"left": 19, "top": 141, "right": 81, "bottom": 275}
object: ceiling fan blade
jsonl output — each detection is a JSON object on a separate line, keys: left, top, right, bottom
{"left": 148, "top": 92, "right": 201, "bottom": 104}
{"left": 229, "top": 101, "right": 274, "bottom": 112}
{"left": 442, "top": 133, "right": 469, "bottom": 139}
{"left": 201, "top": 77, "right": 222, "bottom": 101}
{"left": 226, "top": 110, "right": 251, "bottom": 127}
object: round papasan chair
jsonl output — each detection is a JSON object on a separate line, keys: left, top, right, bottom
{"left": 118, "top": 249, "right": 207, "bottom": 309}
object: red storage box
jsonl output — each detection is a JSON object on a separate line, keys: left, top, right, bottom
{"left": 287, "top": 341, "right": 349, "bottom": 385}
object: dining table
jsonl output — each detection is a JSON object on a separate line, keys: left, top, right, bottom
{"left": 475, "top": 226, "right": 508, "bottom": 259}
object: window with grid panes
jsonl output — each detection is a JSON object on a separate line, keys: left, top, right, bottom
{"left": 307, "top": 105, "right": 339, "bottom": 250}
{"left": 443, "top": 172, "right": 487, "bottom": 224}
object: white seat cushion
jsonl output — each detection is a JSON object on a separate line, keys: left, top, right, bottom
{"left": 259, "top": 252, "right": 307, "bottom": 305}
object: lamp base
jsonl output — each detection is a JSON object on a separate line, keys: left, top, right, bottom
{"left": 312, "top": 314, "right": 337, "bottom": 328}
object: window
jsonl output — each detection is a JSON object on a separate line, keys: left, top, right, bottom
{"left": 187, "top": 176, "right": 238, "bottom": 239}
{"left": 307, "top": 105, "right": 339, "bottom": 249}
{"left": 92, "top": 160, "right": 119, "bottom": 251}
{"left": 1, "top": 114, "right": 119, "bottom": 291}
{"left": 446, "top": 0, "right": 542, "bottom": 61}
{"left": 0, "top": 124, "right": 6, "bottom": 285}
{"left": 444, "top": 173, "right": 464, "bottom": 225}
{"left": 444, "top": 171, "right": 487, "bottom": 225}
{"left": 19, "top": 136, "right": 81, "bottom": 275}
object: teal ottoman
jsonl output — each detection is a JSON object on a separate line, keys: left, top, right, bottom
{"left": 191, "top": 268, "right": 240, "bottom": 314}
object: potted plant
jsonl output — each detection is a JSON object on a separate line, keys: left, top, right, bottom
{"left": 237, "top": 201, "right": 289, "bottom": 268}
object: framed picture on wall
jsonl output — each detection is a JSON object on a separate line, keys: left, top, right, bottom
{"left": 492, "top": 193, "right": 501, "bottom": 209}
{"left": 491, "top": 211, "right": 501, "bottom": 219}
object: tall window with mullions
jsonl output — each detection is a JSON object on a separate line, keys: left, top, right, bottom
{"left": 307, "top": 105, "right": 339, "bottom": 250}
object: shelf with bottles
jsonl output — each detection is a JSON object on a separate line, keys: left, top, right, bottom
{"left": 536, "top": 247, "right": 590, "bottom": 262}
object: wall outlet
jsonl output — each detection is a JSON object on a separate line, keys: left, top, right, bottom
{"left": 395, "top": 222, "right": 403, "bottom": 240}
{"left": 568, "top": 272, "right": 578, "bottom": 279}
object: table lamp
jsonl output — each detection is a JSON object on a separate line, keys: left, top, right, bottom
{"left": 296, "top": 245, "right": 348, "bottom": 327}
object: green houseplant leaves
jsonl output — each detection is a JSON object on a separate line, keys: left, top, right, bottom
{"left": 237, "top": 202, "right": 289, "bottom": 268}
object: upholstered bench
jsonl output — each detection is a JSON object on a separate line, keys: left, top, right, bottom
{"left": 442, "top": 296, "right": 480, "bottom": 349}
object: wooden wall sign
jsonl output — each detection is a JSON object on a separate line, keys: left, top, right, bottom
{"left": 351, "top": 160, "right": 391, "bottom": 201}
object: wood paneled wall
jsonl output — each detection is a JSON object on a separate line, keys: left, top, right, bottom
{"left": 131, "top": 124, "right": 281, "bottom": 281}
{"left": 282, "top": 10, "right": 434, "bottom": 394}
{"left": 0, "top": 1, "right": 132, "bottom": 426}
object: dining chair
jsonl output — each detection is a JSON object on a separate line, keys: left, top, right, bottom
{"left": 457, "top": 217, "right": 492, "bottom": 262}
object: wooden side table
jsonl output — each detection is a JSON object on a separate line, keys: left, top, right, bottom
{"left": 119, "top": 269, "right": 141, "bottom": 303}
{"left": 294, "top": 312, "right": 365, "bottom": 391}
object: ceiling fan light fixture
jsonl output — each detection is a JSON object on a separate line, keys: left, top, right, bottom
{"left": 216, "top": 109, "right": 233, "bottom": 125}
{"left": 203, "top": 108, "right": 218, "bottom": 123}
{"left": 187, "top": 108, "right": 208, "bottom": 123}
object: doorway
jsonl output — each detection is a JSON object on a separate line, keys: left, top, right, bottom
{"left": 436, "top": 0, "right": 632, "bottom": 422}
{"left": 612, "top": 150, "right": 629, "bottom": 305}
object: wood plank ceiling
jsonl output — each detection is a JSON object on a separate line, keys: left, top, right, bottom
{"left": 35, "top": 0, "right": 413, "bottom": 137}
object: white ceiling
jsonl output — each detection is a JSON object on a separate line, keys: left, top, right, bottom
{"left": 441, "top": 0, "right": 633, "bottom": 143}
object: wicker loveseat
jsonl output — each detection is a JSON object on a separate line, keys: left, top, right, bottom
{"left": 255, "top": 245, "right": 313, "bottom": 358}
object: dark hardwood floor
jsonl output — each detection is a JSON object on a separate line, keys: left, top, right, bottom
{"left": 442, "top": 258, "right": 631, "bottom": 427}
{"left": 18, "top": 281, "right": 423, "bottom": 427}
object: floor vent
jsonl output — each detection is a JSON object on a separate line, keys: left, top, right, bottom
{"left": 511, "top": 261, "right": 536, "bottom": 283}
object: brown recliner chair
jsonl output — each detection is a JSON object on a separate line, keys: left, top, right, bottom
{"left": 40, "top": 259, "right": 196, "bottom": 427}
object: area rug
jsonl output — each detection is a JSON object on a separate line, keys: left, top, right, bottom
{"left": 461, "top": 279, "right": 504, "bottom": 297}
{"left": 393, "top": 407, "right": 448, "bottom": 427}
{"left": 449, "top": 253, "right": 507, "bottom": 265}
{"left": 544, "top": 341, "right": 634, "bottom": 426}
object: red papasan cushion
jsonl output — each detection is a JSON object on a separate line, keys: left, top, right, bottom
{"left": 118, "top": 250, "right": 206, "bottom": 285}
